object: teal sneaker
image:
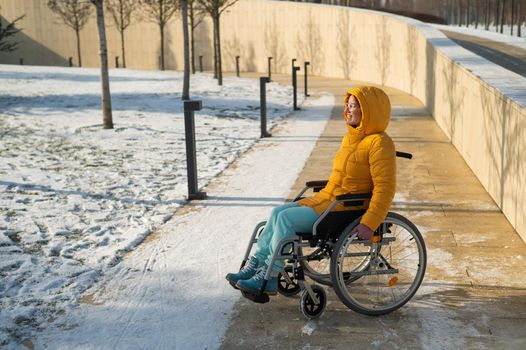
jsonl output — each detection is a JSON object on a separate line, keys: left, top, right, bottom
{"left": 236, "top": 265, "right": 278, "bottom": 295}
{"left": 226, "top": 256, "right": 259, "bottom": 288}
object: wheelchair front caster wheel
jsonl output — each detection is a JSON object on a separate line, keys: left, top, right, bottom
{"left": 299, "top": 285, "right": 327, "bottom": 319}
{"left": 278, "top": 266, "right": 301, "bottom": 297}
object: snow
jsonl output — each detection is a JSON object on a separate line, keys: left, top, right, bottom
{"left": 0, "top": 64, "right": 329, "bottom": 348}
{"left": 433, "top": 23, "right": 526, "bottom": 50}
{"left": 412, "top": 21, "right": 526, "bottom": 108}
{"left": 33, "top": 85, "right": 332, "bottom": 349}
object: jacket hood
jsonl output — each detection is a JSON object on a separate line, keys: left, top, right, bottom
{"left": 343, "top": 86, "right": 391, "bottom": 135}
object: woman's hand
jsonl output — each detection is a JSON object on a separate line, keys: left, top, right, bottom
{"left": 352, "top": 223, "right": 374, "bottom": 240}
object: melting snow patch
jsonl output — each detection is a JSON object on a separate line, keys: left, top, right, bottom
{"left": 302, "top": 320, "right": 318, "bottom": 336}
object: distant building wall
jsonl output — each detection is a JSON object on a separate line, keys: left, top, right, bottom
{"left": 1, "top": 0, "right": 525, "bottom": 242}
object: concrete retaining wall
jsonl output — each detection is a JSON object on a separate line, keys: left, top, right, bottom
{"left": 1, "top": 0, "right": 525, "bottom": 241}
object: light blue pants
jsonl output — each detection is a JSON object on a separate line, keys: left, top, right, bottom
{"left": 254, "top": 202, "right": 319, "bottom": 272}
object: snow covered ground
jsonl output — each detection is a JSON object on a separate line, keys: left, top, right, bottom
{"left": 434, "top": 23, "right": 526, "bottom": 50}
{"left": 0, "top": 64, "right": 306, "bottom": 347}
{"left": 34, "top": 93, "right": 333, "bottom": 350}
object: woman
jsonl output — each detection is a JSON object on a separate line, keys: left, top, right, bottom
{"left": 226, "top": 86, "right": 396, "bottom": 295}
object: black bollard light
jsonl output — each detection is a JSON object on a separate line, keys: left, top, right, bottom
{"left": 260, "top": 76, "right": 272, "bottom": 138}
{"left": 292, "top": 64, "right": 301, "bottom": 111}
{"left": 268, "top": 57, "right": 273, "bottom": 81}
{"left": 304, "top": 61, "right": 310, "bottom": 97}
{"left": 69, "top": 57, "right": 73, "bottom": 67}
{"left": 236, "top": 55, "right": 240, "bottom": 77}
{"left": 199, "top": 55, "right": 203, "bottom": 73}
{"left": 19, "top": 58, "right": 24, "bottom": 65}
{"left": 291, "top": 58, "right": 297, "bottom": 85}
{"left": 115, "top": 56, "right": 119, "bottom": 68}
{"left": 183, "top": 100, "right": 207, "bottom": 200}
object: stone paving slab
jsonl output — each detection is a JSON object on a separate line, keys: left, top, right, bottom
{"left": 220, "top": 74, "right": 526, "bottom": 349}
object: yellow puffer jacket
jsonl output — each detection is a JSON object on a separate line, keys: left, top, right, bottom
{"left": 299, "top": 86, "right": 396, "bottom": 231}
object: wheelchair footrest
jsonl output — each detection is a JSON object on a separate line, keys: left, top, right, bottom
{"left": 241, "top": 291, "right": 270, "bottom": 304}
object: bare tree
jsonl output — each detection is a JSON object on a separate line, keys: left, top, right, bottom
{"left": 495, "top": 0, "right": 501, "bottom": 31}
{"left": 500, "top": 0, "right": 506, "bottom": 33}
{"left": 140, "top": 0, "right": 178, "bottom": 70}
{"left": 188, "top": 0, "right": 205, "bottom": 74}
{"left": 0, "top": 8, "right": 25, "bottom": 52}
{"left": 485, "top": 0, "right": 490, "bottom": 29}
{"left": 90, "top": 0, "right": 113, "bottom": 129}
{"left": 181, "top": 0, "right": 190, "bottom": 99}
{"left": 106, "top": 0, "right": 139, "bottom": 68}
{"left": 474, "top": 0, "right": 479, "bottom": 28}
{"left": 518, "top": 0, "right": 522, "bottom": 37}
{"left": 511, "top": 0, "right": 515, "bottom": 35}
{"left": 466, "top": 0, "right": 470, "bottom": 27}
{"left": 458, "top": 0, "right": 463, "bottom": 26}
{"left": 48, "top": 0, "right": 93, "bottom": 67}
{"left": 198, "top": 0, "right": 239, "bottom": 86}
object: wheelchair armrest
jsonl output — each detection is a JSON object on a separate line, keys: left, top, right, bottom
{"left": 291, "top": 180, "right": 328, "bottom": 200}
{"left": 305, "top": 180, "right": 328, "bottom": 188}
{"left": 335, "top": 193, "right": 372, "bottom": 201}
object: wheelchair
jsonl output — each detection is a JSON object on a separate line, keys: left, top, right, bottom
{"left": 235, "top": 152, "right": 427, "bottom": 319}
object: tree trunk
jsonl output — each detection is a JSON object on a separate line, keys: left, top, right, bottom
{"left": 518, "top": 1, "right": 522, "bottom": 37}
{"left": 496, "top": 0, "right": 500, "bottom": 31}
{"left": 182, "top": 0, "right": 190, "bottom": 100}
{"left": 466, "top": 0, "right": 470, "bottom": 27}
{"left": 160, "top": 1, "right": 165, "bottom": 71}
{"left": 120, "top": 28, "right": 126, "bottom": 68}
{"left": 475, "top": 2, "right": 479, "bottom": 29}
{"left": 458, "top": 0, "right": 463, "bottom": 26}
{"left": 511, "top": 0, "right": 515, "bottom": 35}
{"left": 93, "top": 0, "right": 113, "bottom": 129}
{"left": 160, "top": 23, "right": 165, "bottom": 70}
{"left": 215, "top": 14, "right": 222, "bottom": 86}
{"left": 213, "top": 23, "right": 217, "bottom": 79}
{"left": 76, "top": 28, "right": 82, "bottom": 67}
{"left": 485, "top": 0, "right": 490, "bottom": 29}
{"left": 120, "top": 1, "right": 126, "bottom": 68}
{"left": 190, "top": 5, "right": 195, "bottom": 74}
{"left": 500, "top": 0, "right": 506, "bottom": 33}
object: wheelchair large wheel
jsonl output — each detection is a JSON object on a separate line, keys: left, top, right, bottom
{"left": 330, "top": 212, "right": 426, "bottom": 316}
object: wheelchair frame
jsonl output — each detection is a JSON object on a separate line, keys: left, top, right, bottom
{"left": 236, "top": 152, "right": 427, "bottom": 319}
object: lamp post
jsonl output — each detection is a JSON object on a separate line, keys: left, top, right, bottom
{"left": 292, "top": 59, "right": 300, "bottom": 111}
{"left": 268, "top": 56, "right": 273, "bottom": 81}
{"left": 260, "top": 76, "right": 272, "bottom": 138}
{"left": 183, "top": 100, "right": 207, "bottom": 200}
{"left": 304, "top": 61, "right": 310, "bottom": 97}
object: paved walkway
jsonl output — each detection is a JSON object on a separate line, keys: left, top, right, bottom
{"left": 220, "top": 73, "right": 526, "bottom": 349}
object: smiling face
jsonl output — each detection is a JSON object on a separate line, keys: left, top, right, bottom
{"left": 345, "top": 95, "right": 362, "bottom": 127}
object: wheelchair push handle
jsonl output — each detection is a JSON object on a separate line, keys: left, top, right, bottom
{"left": 396, "top": 151, "right": 412, "bottom": 159}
